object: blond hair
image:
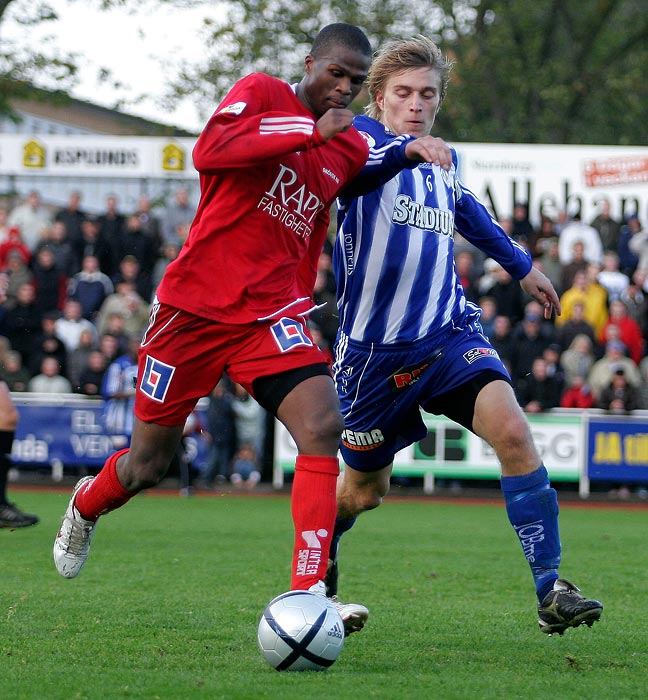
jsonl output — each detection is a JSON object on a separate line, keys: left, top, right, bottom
{"left": 366, "top": 36, "right": 453, "bottom": 121}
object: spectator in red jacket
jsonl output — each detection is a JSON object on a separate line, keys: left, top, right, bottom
{"left": 560, "top": 374, "right": 595, "bottom": 409}
{"left": 598, "top": 299, "right": 644, "bottom": 364}
{"left": 0, "top": 227, "right": 31, "bottom": 269}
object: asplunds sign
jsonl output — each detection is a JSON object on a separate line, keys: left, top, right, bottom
{"left": 1, "top": 136, "right": 646, "bottom": 221}
{"left": 455, "top": 143, "right": 648, "bottom": 225}
{"left": 0, "top": 135, "right": 194, "bottom": 177}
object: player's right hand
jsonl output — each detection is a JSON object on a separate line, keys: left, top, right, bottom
{"left": 405, "top": 135, "right": 452, "bottom": 170}
{"left": 316, "top": 108, "right": 355, "bottom": 141}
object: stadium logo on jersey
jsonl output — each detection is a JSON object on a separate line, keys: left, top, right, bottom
{"left": 218, "top": 101, "right": 246, "bottom": 116}
{"left": 463, "top": 347, "right": 499, "bottom": 364}
{"left": 358, "top": 131, "right": 376, "bottom": 147}
{"left": 270, "top": 318, "right": 313, "bottom": 353}
{"left": 341, "top": 428, "right": 384, "bottom": 451}
{"left": 258, "top": 164, "right": 326, "bottom": 240}
{"left": 139, "top": 355, "right": 176, "bottom": 402}
{"left": 391, "top": 194, "right": 454, "bottom": 235}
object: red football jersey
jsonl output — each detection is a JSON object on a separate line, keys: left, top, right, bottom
{"left": 156, "top": 72, "right": 369, "bottom": 323}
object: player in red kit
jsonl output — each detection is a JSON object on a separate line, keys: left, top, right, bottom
{"left": 53, "top": 23, "right": 372, "bottom": 635}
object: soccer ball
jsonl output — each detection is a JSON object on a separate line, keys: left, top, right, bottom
{"left": 257, "top": 591, "right": 345, "bottom": 671}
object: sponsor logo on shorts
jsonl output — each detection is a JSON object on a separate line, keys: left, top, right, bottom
{"left": 140, "top": 355, "right": 175, "bottom": 402}
{"left": 270, "top": 318, "right": 313, "bottom": 353}
{"left": 389, "top": 349, "right": 443, "bottom": 390}
{"left": 463, "top": 347, "right": 499, "bottom": 364}
{"left": 341, "top": 428, "right": 384, "bottom": 451}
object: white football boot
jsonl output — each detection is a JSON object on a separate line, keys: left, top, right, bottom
{"left": 309, "top": 580, "right": 369, "bottom": 636}
{"left": 53, "top": 476, "right": 98, "bottom": 578}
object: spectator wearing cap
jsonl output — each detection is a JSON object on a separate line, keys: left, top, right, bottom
{"left": 556, "top": 269, "right": 608, "bottom": 337}
{"left": 597, "top": 366, "right": 641, "bottom": 413}
{"left": 598, "top": 299, "right": 644, "bottom": 365}
{"left": 588, "top": 339, "right": 641, "bottom": 401}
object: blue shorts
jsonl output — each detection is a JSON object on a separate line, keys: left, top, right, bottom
{"left": 334, "top": 322, "right": 510, "bottom": 472}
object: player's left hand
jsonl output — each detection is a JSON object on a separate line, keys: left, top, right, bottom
{"left": 519, "top": 265, "right": 562, "bottom": 318}
{"left": 404, "top": 135, "right": 452, "bottom": 170}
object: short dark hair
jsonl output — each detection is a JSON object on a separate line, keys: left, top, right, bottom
{"left": 310, "top": 23, "right": 371, "bottom": 59}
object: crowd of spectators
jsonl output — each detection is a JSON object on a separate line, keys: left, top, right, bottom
{"left": 1, "top": 190, "right": 647, "bottom": 482}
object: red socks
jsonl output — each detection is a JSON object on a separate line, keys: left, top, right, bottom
{"left": 74, "top": 448, "right": 134, "bottom": 521}
{"left": 290, "top": 454, "right": 339, "bottom": 591}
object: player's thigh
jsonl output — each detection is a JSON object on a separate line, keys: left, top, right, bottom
{"left": 137, "top": 304, "right": 228, "bottom": 426}
{"left": 473, "top": 380, "right": 539, "bottom": 472}
{"left": 276, "top": 373, "right": 343, "bottom": 455}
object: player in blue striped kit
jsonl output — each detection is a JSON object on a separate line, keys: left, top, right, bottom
{"left": 329, "top": 36, "right": 602, "bottom": 635}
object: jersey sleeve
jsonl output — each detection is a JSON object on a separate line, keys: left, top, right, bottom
{"left": 339, "top": 116, "right": 418, "bottom": 199}
{"left": 192, "top": 74, "right": 327, "bottom": 173}
{"left": 454, "top": 180, "right": 533, "bottom": 280}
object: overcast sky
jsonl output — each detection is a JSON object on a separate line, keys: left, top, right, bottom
{"left": 4, "top": 0, "right": 213, "bottom": 132}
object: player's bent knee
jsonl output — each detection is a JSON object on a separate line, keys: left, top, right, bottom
{"left": 301, "top": 408, "right": 344, "bottom": 445}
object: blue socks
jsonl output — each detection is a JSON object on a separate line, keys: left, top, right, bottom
{"left": 330, "top": 516, "right": 356, "bottom": 562}
{"left": 501, "top": 465, "right": 561, "bottom": 602}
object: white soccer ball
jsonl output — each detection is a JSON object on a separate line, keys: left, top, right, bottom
{"left": 257, "top": 591, "right": 345, "bottom": 671}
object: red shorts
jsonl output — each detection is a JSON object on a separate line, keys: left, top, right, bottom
{"left": 135, "top": 301, "right": 330, "bottom": 426}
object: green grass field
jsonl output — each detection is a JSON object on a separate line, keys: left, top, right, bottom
{"left": 1, "top": 488, "right": 646, "bottom": 700}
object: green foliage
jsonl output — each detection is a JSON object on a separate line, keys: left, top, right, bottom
{"left": 0, "top": 1, "right": 646, "bottom": 142}
{"left": 1, "top": 488, "right": 647, "bottom": 699}
{"left": 171, "top": 0, "right": 647, "bottom": 145}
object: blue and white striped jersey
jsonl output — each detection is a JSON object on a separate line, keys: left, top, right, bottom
{"left": 334, "top": 115, "right": 532, "bottom": 345}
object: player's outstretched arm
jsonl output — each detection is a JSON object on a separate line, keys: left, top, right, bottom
{"left": 519, "top": 265, "right": 562, "bottom": 319}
